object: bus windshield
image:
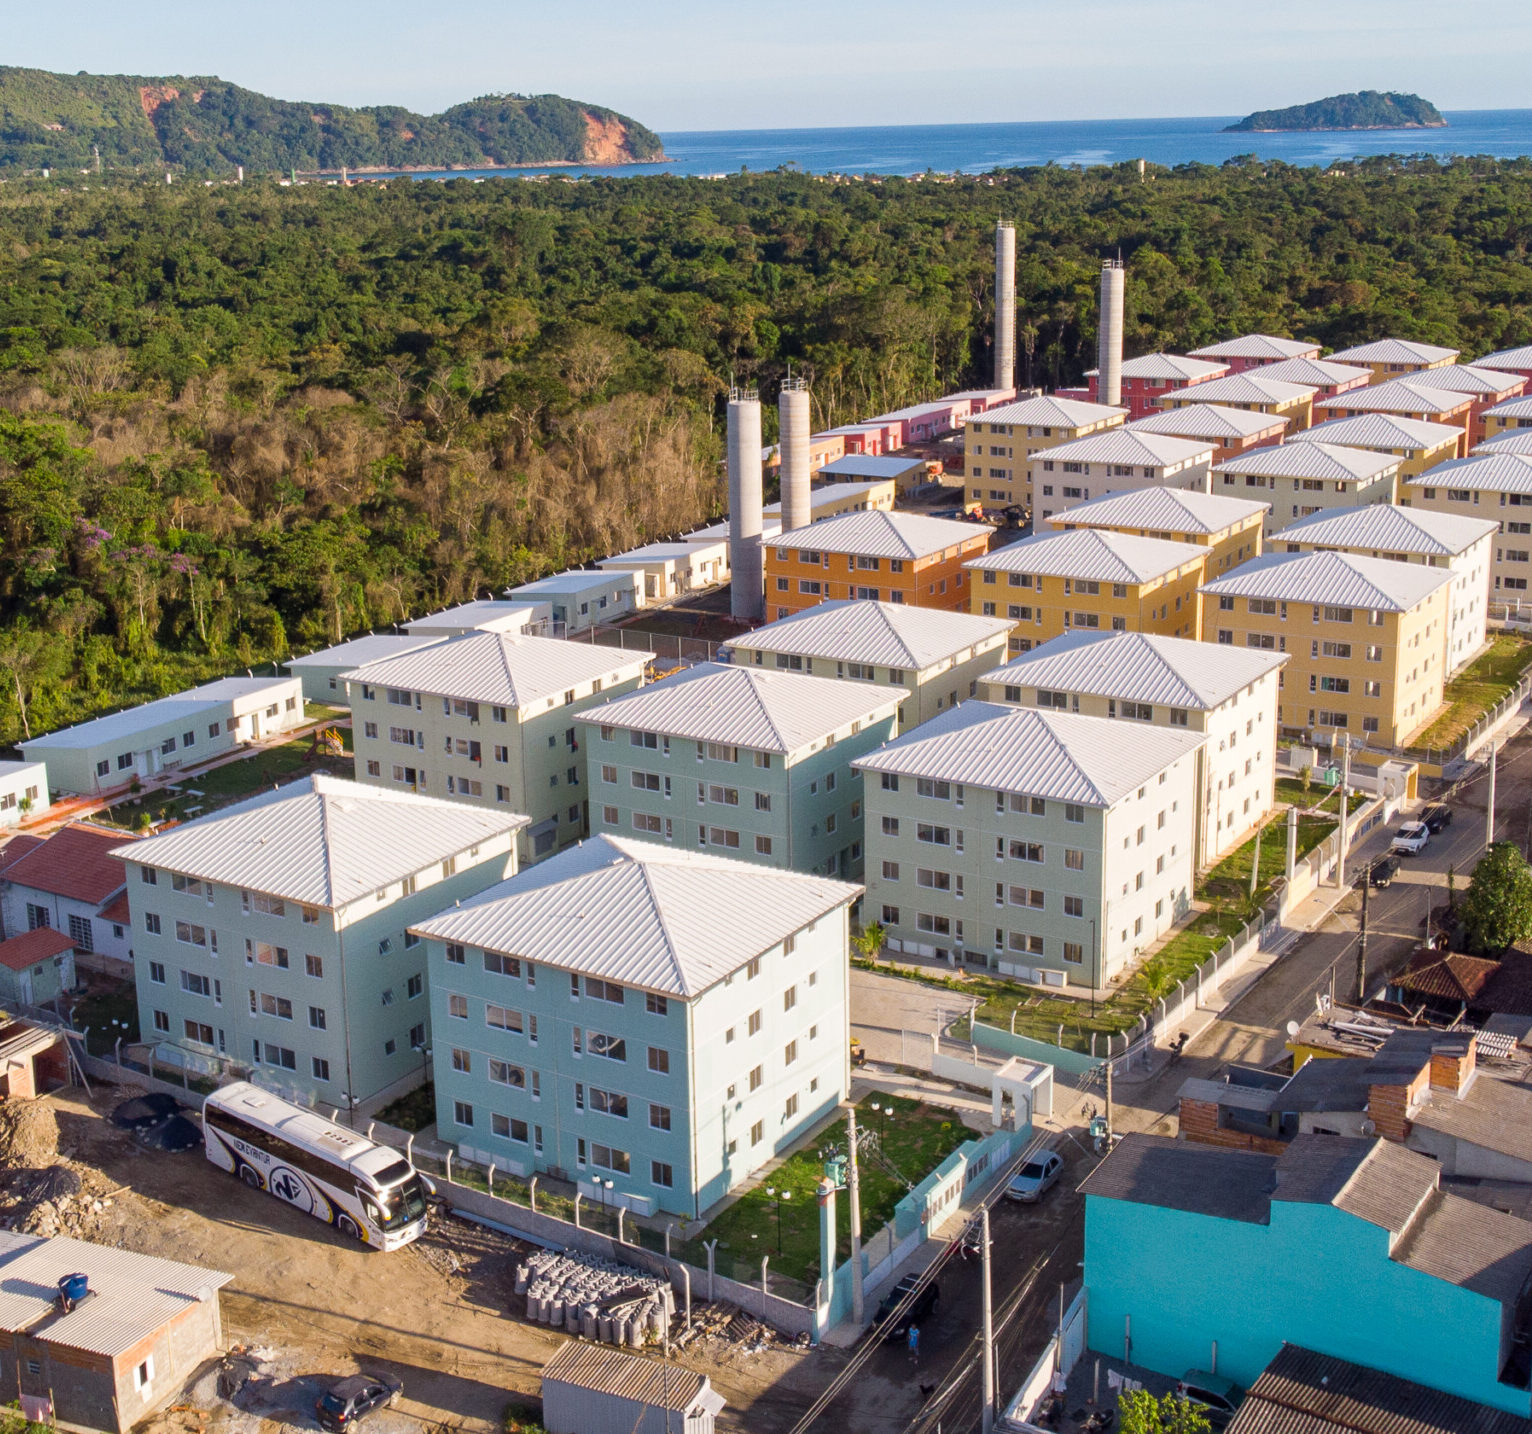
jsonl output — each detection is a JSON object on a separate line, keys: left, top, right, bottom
{"left": 372, "top": 1174, "right": 428, "bottom": 1231}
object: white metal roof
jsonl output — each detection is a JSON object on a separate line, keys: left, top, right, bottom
{"left": 1315, "top": 379, "right": 1473, "bottom": 417}
{"left": 1482, "top": 396, "right": 1532, "bottom": 421}
{"left": 0, "top": 1231, "right": 231, "bottom": 1357}
{"left": 1270, "top": 503, "right": 1500, "bottom": 557}
{"left": 575, "top": 661, "right": 899, "bottom": 753}
{"left": 1476, "top": 344, "right": 1532, "bottom": 373}
{"left": 1402, "top": 451, "right": 1532, "bottom": 495}
{"left": 1127, "top": 405, "right": 1289, "bottom": 440}
{"left": 1326, "top": 339, "right": 1460, "bottom": 365}
{"left": 598, "top": 540, "right": 726, "bottom": 563}
{"left": 401, "top": 600, "right": 543, "bottom": 634}
{"left": 1115, "top": 353, "right": 1228, "bottom": 382}
{"left": 1214, "top": 440, "right": 1401, "bottom": 482}
{"left": 1187, "top": 335, "right": 1321, "bottom": 362}
{"left": 769, "top": 510, "right": 984, "bottom": 559}
{"left": 22, "top": 676, "right": 296, "bottom": 750}
{"left": 1255, "top": 356, "right": 1374, "bottom": 389}
{"left": 966, "top": 527, "right": 1205, "bottom": 584}
{"left": 285, "top": 633, "right": 447, "bottom": 671}
{"left": 680, "top": 518, "right": 782, "bottom": 543}
{"left": 1401, "top": 364, "right": 1526, "bottom": 398}
{"left": 1475, "top": 432, "right": 1532, "bottom": 458}
{"left": 1161, "top": 373, "right": 1317, "bottom": 406}
{"left": 412, "top": 834, "right": 861, "bottom": 998}
{"left": 1293, "top": 415, "right": 1464, "bottom": 452}
{"left": 1037, "top": 429, "right": 1213, "bottom": 468}
{"left": 727, "top": 601, "right": 1012, "bottom": 671}
{"left": 340, "top": 632, "right": 652, "bottom": 708}
{"left": 763, "top": 479, "right": 891, "bottom": 514}
{"left": 816, "top": 455, "right": 928, "bottom": 479}
{"left": 1200, "top": 549, "right": 1454, "bottom": 611}
{"left": 966, "top": 394, "right": 1127, "bottom": 429}
{"left": 1046, "top": 486, "right": 1270, "bottom": 535}
{"left": 509, "top": 568, "right": 642, "bottom": 596}
{"left": 986, "top": 630, "right": 1287, "bottom": 709}
{"left": 111, "top": 774, "right": 527, "bottom": 909}
{"left": 853, "top": 701, "right": 1205, "bottom": 807}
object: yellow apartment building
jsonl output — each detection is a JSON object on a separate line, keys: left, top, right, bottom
{"left": 1160, "top": 372, "right": 1317, "bottom": 431}
{"left": 1200, "top": 549, "right": 1453, "bottom": 748}
{"left": 1481, "top": 396, "right": 1532, "bottom": 445}
{"left": 1399, "top": 452, "right": 1532, "bottom": 602}
{"left": 967, "top": 528, "right": 1207, "bottom": 656}
{"left": 963, "top": 394, "right": 1127, "bottom": 511}
{"left": 1314, "top": 379, "right": 1473, "bottom": 456}
{"left": 1326, "top": 339, "right": 1460, "bottom": 383}
{"left": 1213, "top": 440, "right": 1400, "bottom": 535}
{"left": 764, "top": 478, "right": 895, "bottom": 525}
{"left": 1293, "top": 416, "right": 1462, "bottom": 480}
{"left": 1045, "top": 486, "right": 1267, "bottom": 577}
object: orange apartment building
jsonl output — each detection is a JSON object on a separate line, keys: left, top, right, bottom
{"left": 1187, "top": 334, "right": 1321, "bottom": 373}
{"left": 1407, "top": 366, "right": 1529, "bottom": 445}
{"left": 1127, "top": 403, "right": 1288, "bottom": 464}
{"left": 1257, "top": 356, "right": 1374, "bottom": 401}
{"left": 765, "top": 510, "right": 991, "bottom": 620}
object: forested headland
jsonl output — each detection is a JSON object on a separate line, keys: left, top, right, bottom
{"left": 0, "top": 154, "right": 1530, "bottom": 744}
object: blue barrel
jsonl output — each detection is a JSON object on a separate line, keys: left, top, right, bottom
{"left": 58, "top": 1273, "right": 89, "bottom": 1304}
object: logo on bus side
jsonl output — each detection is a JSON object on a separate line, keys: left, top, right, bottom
{"left": 267, "top": 1165, "right": 315, "bottom": 1213}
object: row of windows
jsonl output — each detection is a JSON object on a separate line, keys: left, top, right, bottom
{"left": 90, "top": 702, "right": 297, "bottom": 777}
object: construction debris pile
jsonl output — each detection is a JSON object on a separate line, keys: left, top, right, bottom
{"left": 0, "top": 1099, "right": 119, "bottom": 1240}
{"left": 515, "top": 1248, "right": 675, "bottom": 1347}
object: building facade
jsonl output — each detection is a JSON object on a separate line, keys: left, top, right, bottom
{"left": 0, "top": 761, "right": 46, "bottom": 829}
{"left": 1027, "top": 431, "right": 1214, "bottom": 526}
{"left": 1406, "top": 364, "right": 1526, "bottom": 446}
{"left": 1479, "top": 395, "right": 1532, "bottom": 446}
{"left": 0, "top": 824, "right": 136, "bottom": 977}
{"left": 1126, "top": 403, "right": 1288, "bottom": 465}
{"left": 285, "top": 634, "right": 448, "bottom": 704}
{"left": 508, "top": 568, "right": 644, "bottom": 633}
{"left": 961, "top": 395, "right": 1127, "bottom": 512}
{"left": 1045, "top": 487, "right": 1267, "bottom": 579}
{"left": 1294, "top": 415, "right": 1463, "bottom": 479}
{"left": 1161, "top": 373, "right": 1317, "bottom": 431}
{"left": 1325, "top": 339, "right": 1460, "bottom": 382}
{"left": 1062, "top": 353, "right": 1229, "bottom": 419}
{"left": 1399, "top": 452, "right": 1532, "bottom": 603}
{"left": 1213, "top": 441, "right": 1401, "bottom": 534}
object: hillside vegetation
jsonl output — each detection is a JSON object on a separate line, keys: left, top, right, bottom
{"left": 1227, "top": 91, "right": 1446, "bottom": 133}
{"left": 0, "top": 156, "right": 1529, "bottom": 743}
{"left": 0, "top": 66, "right": 666, "bottom": 173}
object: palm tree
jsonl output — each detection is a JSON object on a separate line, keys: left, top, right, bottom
{"left": 851, "top": 922, "right": 886, "bottom": 962}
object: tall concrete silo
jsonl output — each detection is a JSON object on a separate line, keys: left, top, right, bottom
{"left": 994, "top": 221, "right": 1017, "bottom": 392}
{"left": 779, "top": 379, "right": 812, "bottom": 535}
{"left": 1097, "top": 259, "right": 1126, "bottom": 408}
{"left": 727, "top": 387, "right": 765, "bottom": 622}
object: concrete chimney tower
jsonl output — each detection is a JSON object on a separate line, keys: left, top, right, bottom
{"left": 994, "top": 221, "right": 1017, "bottom": 392}
{"left": 1098, "top": 259, "right": 1125, "bottom": 408}
{"left": 779, "top": 379, "right": 812, "bottom": 535}
{"left": 727, "top": 387, "right": 765, "bottom": 622}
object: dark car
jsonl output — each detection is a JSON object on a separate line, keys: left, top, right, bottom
{"left": 1177, "top": 1371, "right": 1243, "bottom": 1429}
{"left": 1421, "top": 804, "right": 1453, "bottom": 834}
{"left": 1370, "top": 855, "right": 1401, "bottom": 888}
{"left": 315, "top": 1375, "right": 402, "bottom": 1432}
{"left": 875, "top": 1272, "right": 939, "bottom": 1342}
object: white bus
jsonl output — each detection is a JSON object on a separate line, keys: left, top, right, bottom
{"left": 203, "top": 1082, "right": 429, "bottom": 1251}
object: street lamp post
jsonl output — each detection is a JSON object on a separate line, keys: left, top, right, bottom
{"left": 413, "top": 1043, "right": 432, "bottom": 1091}
{"left": 765, "top": 1185, "right": 791, "bottom": 1254}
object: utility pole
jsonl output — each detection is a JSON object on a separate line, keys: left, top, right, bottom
{"left": 1105, "top": 1057, "right": 1114, "bottom": 1132}
{"left": 1355, "top": 868, "right": 1370, "bottom": 1004}
{"left": 846, "top": 1105, "right": 865, "bottom": 1325}
{"left": 1336, "top": 737, "right": 1352, "bottom": 890}
{"left": 981, "top": 1204, "right": 995, "bottom": 1434}
{"left": 1249, "top": 817, "right": 1265, "bottom": 900}
{"left": 1487, "top": 740, "right": 1499, "bottom": 850}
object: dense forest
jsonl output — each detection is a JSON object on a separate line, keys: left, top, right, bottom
{"left": 0, "top": 66, "right": 666, "bottom": 173}
{"left": 0, "top": 155, "right": 1531, "bottom": 743}
{"left": 1227, "top": 91, "right": 1446, "bottom": 133}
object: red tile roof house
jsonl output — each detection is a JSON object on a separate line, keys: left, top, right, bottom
{"left": 0, "top": 825, "right": 138, "bottom": 981}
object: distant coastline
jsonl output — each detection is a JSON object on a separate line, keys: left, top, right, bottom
{"left": 1236, "top": 124, "right": 1447, "bottom": 134}
{"left": 1225, "top": 90, "right": 1447, "bottom": 135}
{"left": 300, "top": 155, "right": 672, "bottom": 177}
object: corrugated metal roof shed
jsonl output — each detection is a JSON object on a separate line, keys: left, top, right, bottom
{"left": 1047, "top": 486, "right": 1270, "bottom": 535}
{"left": 339, "top": 632, "right": 652, "bottom": 708}
{"left": 1327, "top": 339, "right": 1460, "bottom": 365}
{"left": 1316, "top": 379, "right": 1473, "bottom": 418}
{"left": 1215, "top": 441, "right": 1401, "bottom": 482}
{"left": 1200, "top": 549, "right": 1454, "bottom": 611}
{"left": 574, "top": 662, "right": 899, "bottom": 754}
{"left": 966, "top": 394, "right": 1127, "bottom": 428}
{"left": 769, "top": 510, "right": 985, "bottom": 560}
{"left": 1270, "top": 503, "right": 1500, "bottom": 557}
{"left": 986, "top": 631, "right": 1286, "bottom": 710}
{"left": 541, "top": 1342, "right": 711, "bottom": 1412}
{"left": 1187, "top": 335, "right": 1321, "bottom": 362}
{"left": 852, "top": 701, "right": 1205, "bottom": 807}
{"left": 728, "top": 601, "right": 1012, "bottom": 670}
{"left": 111, "top": 774, "right": 526, "bottom": 909}
{"left": 1294, "top": 415, "right": 1464, "bottom": 452}
{"left": 412, "top": 835, "right": 860, "bottom": 998}
{"left": 1164, "top": 374, "right": 1317, "bottom": 406}
{"left": 1034, "top": 429, "right": 1213, "bottom": 468}
{"left": 965, "top": 527, "right": 1206, "bottom": 584}
{"left": 1128, "top": 404, "right": 1289, "bottom": 439}
{"left": 1402, "top": 452, "right": 1532, "bottom": 494}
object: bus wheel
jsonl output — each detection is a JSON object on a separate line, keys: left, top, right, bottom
{"left": 337, "top": 1215, "right": 360, "bottom": 1242}
{"left": 240, "top": 1166, "right": 261, "bottom": 1189}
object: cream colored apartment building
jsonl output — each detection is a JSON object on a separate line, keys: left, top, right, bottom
{"left": 963, "top": 395, "right": 1127, "bottom": 511}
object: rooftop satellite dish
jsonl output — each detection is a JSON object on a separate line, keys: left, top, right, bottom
{"left": 1286, "top": 1020, "right": 1301, "bottom": 1038}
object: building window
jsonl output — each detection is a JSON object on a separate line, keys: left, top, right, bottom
{"left": 648, "top": 1046, "right": 670, "bottom": 1074}
{"left": 454, "top": 1101, "right": 474, "bottom": 1128}
{"left": 650, "top": 1103, "right": 671, "bottom": 1131}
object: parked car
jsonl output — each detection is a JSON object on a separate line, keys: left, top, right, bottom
{"left": 1177, "top": 1371, "right": 1243, "bottom": 1429}
{"left": 1390, "top": 822, "right": 1430, "bottom": 856}
{"left": 875, "top": 1272, "right": 939, "bottom": 1342}
{"left": 315, "top": 1375, "right": 402, "bottom": 1432}
{"left": 1005, "top": 1150, "right": 1065, "bottom": 1203}
{"left": 1421, "top": 804, "right": 1453, "bottom": 834}
{"left": 1369, "top": 855, "right": 1401, "bottom": 888}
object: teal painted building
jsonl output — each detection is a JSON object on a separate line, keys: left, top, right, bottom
{"left": 1081, "top": 1133, "right": 1532, "bottom": 1417}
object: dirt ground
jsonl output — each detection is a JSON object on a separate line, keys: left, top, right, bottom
{"left": 19, "top": 1087, "right": 837, "bottom": 1434}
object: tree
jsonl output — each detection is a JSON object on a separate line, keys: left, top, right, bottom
{"left": 1118, "top": 1389, "right": 1212, "bottom": 1434}
{"left": 1460, "top": 842, "right": 1532, "bottom": 954}
{"left": 851, "top": 922, "right": 886, "bottom": 962}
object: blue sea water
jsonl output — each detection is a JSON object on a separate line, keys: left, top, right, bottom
{"left": 373, "top": 110, "right": 1532, "bottom": 182}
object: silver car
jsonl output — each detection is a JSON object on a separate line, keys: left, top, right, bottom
{"left": 1005, "top": 1150, "right": 1064, "bottom": 1203}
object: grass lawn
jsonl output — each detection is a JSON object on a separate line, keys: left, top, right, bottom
{"left": 679, "top": 1095, "right": 972, "bottom": 1285}
{"left": 376, "top": 1083, "right": 436, "bottom": 1132}
{"left": 1412, "top": 635, "right": 1532, "bottom": 751}
{"left": 70, "top": 981, "right": 140, "bottom": 1054}
{"left": 1272, "top": 778, "right": 1367, "bottom": 815}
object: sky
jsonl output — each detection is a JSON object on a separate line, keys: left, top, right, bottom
{"left": 8, "top": 0, "right": 1532, "bottom": 132}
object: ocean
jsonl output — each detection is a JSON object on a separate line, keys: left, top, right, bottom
{"left": 368, "top": 109, "right": 1532, "bottom": 182}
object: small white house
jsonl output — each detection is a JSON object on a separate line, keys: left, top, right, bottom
{"left": 598, "top": 540, "right": 730, "bottom": 601}
{"left": 507, "top": 569, "right": 643, "bottom": 631}
{"left": 401, "top": 600, "right": 552, "bottom": 638}
{"left": 0, "top": 761, "right": 47, "bottom": 828}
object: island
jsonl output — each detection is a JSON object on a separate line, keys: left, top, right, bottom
{"left": 1225, "top": 91, "right": 1446, "bottom": 134}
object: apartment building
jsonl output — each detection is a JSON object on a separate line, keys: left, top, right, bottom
{"left": 1325, "top": 339, "right": 1460, "bottom": 382}
{"left": 815, "top": 453, "right": 929, "bottom": 495}
{"left": 1046, "top": 487, "right": 1267, "bottom": 578}
{"left": 979, "top": 631, "right": 1286, "bottom": 866}
{"left": 763, "top": 478, "right": 895, "bottom": 525}
{"left": 344, "top": 633, "right": 652, "bottom": 863}
{"left": 967, "top": 528, "right": 1207, "bottom": 656}
{"left": 414, "top": 835, "right": 860, "bottom": 1218}
{"left": 1215, "top": 440, "right": 1401, "bottom": 533}
{"left": 1270, "top": 504, "right": 1496, "bottom": 677}
{"left": 720, "top": 600, "right": 1012, "bottom": 732}
{"left": 1028, "top": 430, "right": 1214, "bottom": 525}
{"left": 1480, "top": 395, "right": 1532, "bottom": 446}
{"left": 1126, "top": 403, "right": 1287, "bottom": 465}
{"left": 1313, "top": 380, "right": 1473, "bottom": 456}
{"left": 1294, "top": 415, "right": 1463, "bottom": 479}
{"left": 855, "top": 702, "right": 1204, "bottom": 986}
{"left": 1475, "top": 343, "right": 1532, "bottom": 382}
{"left": 1406, "top": 364, "right": 1527, "bottom": 446}
{"left": 1201, "top": 550, "right": 1453, "bottom": 747}
{"left": 1063, "top": 353, "right": 1228, "bottom": 419}
{"left": 577, "top": 662, "right": 897, "bottom": 880}
{"left": 764, "top": 511, "right": 990, "bottom": 619}
{"left": 403, "top": 600, "right": 550, "bottom": 639}
{"left": 115, "top": 775, "right": 526, "bottom": 1112}
{"left": 1186, "top": 334, "right": 1321, "bottom": 372}
{"left": 1160, "top": 372, "right": 1317, "bottom": 431}
{"left": 1478, "top": 432, "right": 1532, "bottom": 458}
{"left": 285, "top": 634, "right": 448, "bottom": 704}
{"left": 507, "top": 569, "right": 644, "bottom": 633}
{"left": 962, "top": 394, "right": 1127, "bottom": 511}
{"left": 1256, "top": 355, "right": 1373, "bottom": 400}
{"left": 1398, "top": 452, "right": 1532, "bottom": 602}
